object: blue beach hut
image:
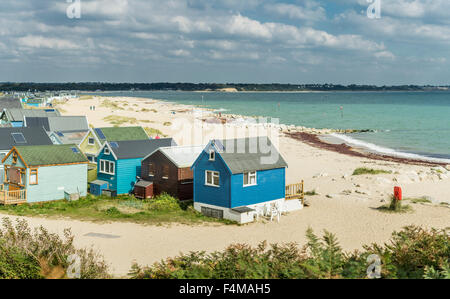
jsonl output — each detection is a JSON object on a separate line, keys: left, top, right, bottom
{"left": 192, "top": 137, "right": 302, "bottom": 224}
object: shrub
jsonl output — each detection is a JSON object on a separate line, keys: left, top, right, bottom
{"left": 148, "top": 193, "right": 182, "bottom": 212}
{"left": 129, "top": 226, "right": 449, "bottom": 279}
{"left": 0, "top": 218, "right": 110, "bottom": 279}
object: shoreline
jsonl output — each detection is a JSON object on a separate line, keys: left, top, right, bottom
{"left": 75, "top": 94, "right": 450, "bottom": 167}
{"left": 287, "top": 132, "right": 448, "bottom": 167}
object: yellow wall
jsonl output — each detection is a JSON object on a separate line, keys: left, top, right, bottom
{"left": 79, "top": 131, "right": 101, "bottom": 156}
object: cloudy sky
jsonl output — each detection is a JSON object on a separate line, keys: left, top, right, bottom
{"left": 1, "top": 0, "right": 449, "bottom": 84}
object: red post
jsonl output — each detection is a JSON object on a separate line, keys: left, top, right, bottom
{"left": 394, "top": 186, "right": 402, "bottom": 201}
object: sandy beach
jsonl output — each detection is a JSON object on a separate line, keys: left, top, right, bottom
{"left": 1, "top": 95, "right": 449, "bottom": 277}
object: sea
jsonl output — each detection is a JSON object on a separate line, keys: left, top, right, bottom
{"left": 87, "top": 90, "right": 450, "bottom": 163}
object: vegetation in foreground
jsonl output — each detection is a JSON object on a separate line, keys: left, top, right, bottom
{"left": 130, "top": 226, "right": 449, "bottom": 279}
{"left": 0, "top": 193, "right": 233, "bottom": 225}
{"left": 0, "top": 218, "right": 109, "bottom": 279}
{"left": 353, "top": 167, "right": 392, "bottom": 176}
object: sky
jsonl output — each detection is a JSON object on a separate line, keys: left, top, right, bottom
{"left": 0, "top": 0, "right": 449, "bottom": 85}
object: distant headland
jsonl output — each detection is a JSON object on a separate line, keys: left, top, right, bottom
{"left": 0, "top": 82, "right": 449, "bottom": 92}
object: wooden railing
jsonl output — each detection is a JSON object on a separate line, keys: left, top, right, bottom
{"left": 0, "top": 188, "right": 27, "bottom": 205}
{"left": 286, "top": 181, "right": 304, "bottom": 200}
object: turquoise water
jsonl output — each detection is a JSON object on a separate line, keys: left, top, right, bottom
{"left": 90, "top": 91, "right": 450, "bottom": 162}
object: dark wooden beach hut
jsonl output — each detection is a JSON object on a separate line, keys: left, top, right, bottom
{"left": 137, "top": 145, "right": 203, "bottom": 200}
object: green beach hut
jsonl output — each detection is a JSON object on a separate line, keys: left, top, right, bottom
{"left": 1, "top": 144, "right": 88, "bottom": 204}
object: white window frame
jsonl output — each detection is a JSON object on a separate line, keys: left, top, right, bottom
{"left": 209, "top": 150, "right": 215, "bottom": 161}
{"left": 99, "top": 159, "right": 115, "bottom": 175}
{"left": 243, "top": 171, "right": 257, "bottom": 187}
{"left": 104, "top": 147, "right": 110, "bottom": 155}
{"left": 88, "top": 137, "right": 95, "bottom": 145}
{"left": 205, "top": 170, "right": 220, "bottom": 187}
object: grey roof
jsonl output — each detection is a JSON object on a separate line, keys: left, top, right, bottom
{"left": 24, "top": 117, "right": 50, "bottom": 130}
{"left": 0, "top": 127, "right": 53, "bottom": 151}
{"left": 26, "top": 116, "right": 88, "bottom": 132}
{"left": 108, "top": 138, "right": 176, "bottom": 160}
{"left": 135, "top": 180, "right": 153, "bottom": 187}
{"left": 0, "top": 97, "right": 22, "bottom": 110}
{"left": 214, "top": 137, "right": 288, "bottom": 174}
{"left": 2, "top": 108, "right": 60, "bottom": 122}
{"left": 154, "top": 145, "right": 204, "bottom": 168}
{"left": 50, "top": 130, "right": 89, "bottom": 145}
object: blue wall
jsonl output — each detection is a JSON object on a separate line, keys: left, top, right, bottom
{"left": 97, "top": 149, "right": 118, "bottom": 192}
{"left": 193, "top": 145, "right": 286, "bottom": 208}
{"left": 192, "top": 150, "right": 231, "bottom": 208}
{"left": 96, "top": 147, "right": 141, "bottom": 195}
{"left": 230, "top": 168, "right": 285, "bottom": 208}
{"left": 116, "top": 158, "right": 141, "bottom": 195}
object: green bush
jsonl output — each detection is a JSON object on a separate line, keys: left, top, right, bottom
{"left": 0, "top": 218, "right": 110, "bottom": 279}
{"left": 129, "top": 226, "right": 449, "bottom": 279}
{"left": 0, "top": 241, "right": 42, "bottom": 279}
{"left": 148, "top": 193, "right": 182, "bottom": 212}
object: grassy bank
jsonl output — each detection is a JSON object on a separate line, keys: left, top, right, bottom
{"left": 0, "top": 194, "right": 233, "bottom": 225}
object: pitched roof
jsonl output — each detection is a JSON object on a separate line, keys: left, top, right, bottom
{"left": 0, "top": 127, "right": 53, "bottom": 151}
{"left": 213, "top": 137, "right": 288, "bottom": 174}
{"left": 93, "top": 126, "right": 148, "bottom": 142}
{"left": 50, "top": 130, "right": 89, "bottom": 145}
{"left": 154, "top": 145, "right": 204, "bottom": 168}
{"left": 25, "top": 116, "right": 89, "bottom": 132}
{"left": 2, "top": 108, "right": 60, "bottom": 122}
{"left": 14, "top": 144, "right": 88, "bottom": 167}
{"left": 107, "top": 138, "right": 176, "bottom": 160}
{"left": 0, "top": 97, "right": 22, "bottom": 110}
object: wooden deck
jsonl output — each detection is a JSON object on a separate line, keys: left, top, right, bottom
{"left": 0, "top": 185, "right": 27, "bottom": 205}
{"left": 286, "top": 181, "right": 304, "bottom": 200}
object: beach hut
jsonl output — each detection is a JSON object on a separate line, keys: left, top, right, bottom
{"left": 1, "top": 144, "right": 88, "bottom": 204}
{"left": 137, "top": 145, "right": 203, "bottom": 200}
{"left": 93, "top": 138, "right": 176, "bottom": 195}
{"left": 0, "top": 127, "right": 53, "bottom": 184}
{"left": 79, "top": 126, "right": 149, "bottom": 164}
{"left": 0, "top": 108, "right": 60, "bottom": 127}
{"left": 191, "top": 137, "right": 302, "bottom": 224}
{"left": 0, "top": 96, "right": 22, "bottom": 115}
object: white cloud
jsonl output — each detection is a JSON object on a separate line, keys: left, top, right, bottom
{"left": 265, "top": 1, "right": 326, "bottom": 22}
{"left": 17, "top": 35, "right": 80, "bottom": 50}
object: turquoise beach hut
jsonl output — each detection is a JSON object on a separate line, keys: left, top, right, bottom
{"left": 94, "top": 138, "right": 176, "bottom": 195}
{"left": 1, "top": 144, "right": 88, "bottom": 204}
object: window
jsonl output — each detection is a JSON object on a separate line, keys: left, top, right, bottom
{"left": 209, "top": 150, "right": 215, "bottom": 161}
{"left": 29, "top": 168, "right": 38, "bottom": 185}
{"left": 205, "top": 170, "right": 220, "bottom": 187}
{"left": 243, "top": 171, "right": 257, "bottom": 187}
{"left": 148, "top": 163, "right": 155, "bottom": 177}
{"left": 162, "top": 165, "right": 169, "bottom": 179}
{"left": 201, "top": 207, "right": 223, "bottom": 219}
{"left": 87, "top": 155, "right": 94, "bottom": 163}
{"left": 104, "top": 147, "right": 110, "bottom": 155}
{"left": 99, "top": 159, "right": 115, "bottom": 175}
{"left": 12, "top": 153, "right": 18, "bottom": 164}
{"left": 11, "top": 133, "right": 26, "bottom": 144}
{"left": 88, "top": 137, "right": 95, "bottom": 145}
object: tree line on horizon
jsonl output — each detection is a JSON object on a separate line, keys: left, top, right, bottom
{"left": 0, "top": 82, "right": 448, "bottom": 92}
